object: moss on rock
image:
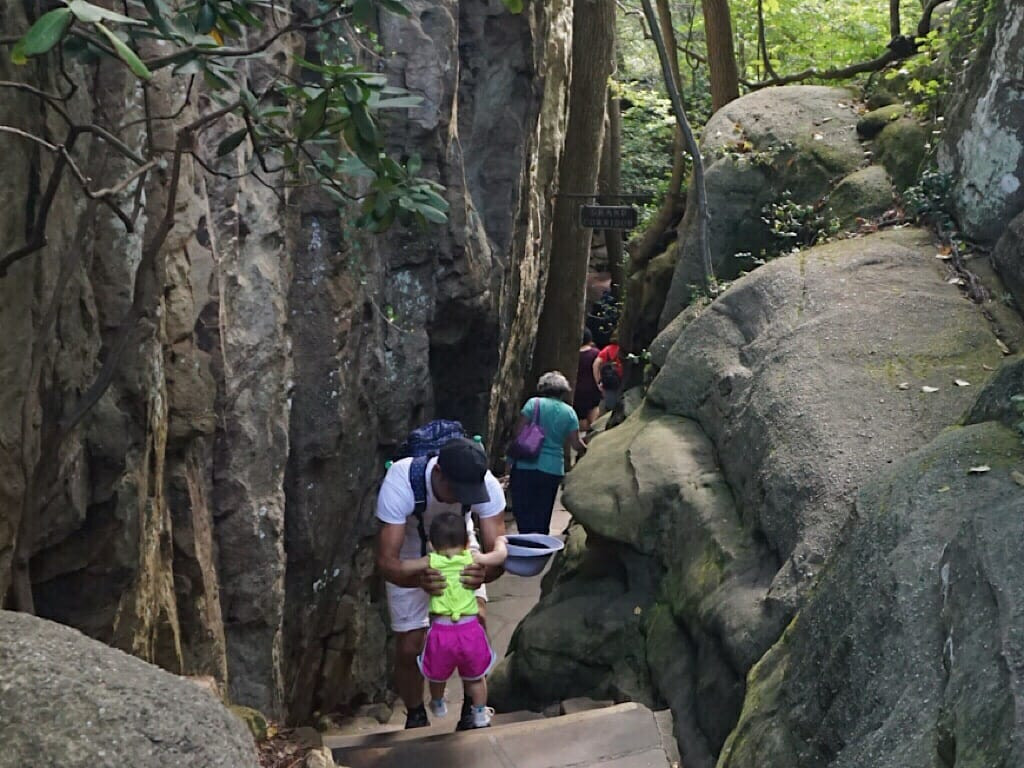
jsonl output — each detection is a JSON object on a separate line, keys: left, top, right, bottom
{"left": 856, "top": 104, "right": 905, "bottom": 138}
{"left": 875, "top": 117, "right": 928, "bottom": 190}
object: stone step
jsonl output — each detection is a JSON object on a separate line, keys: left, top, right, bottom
{"left": 324, "top": 708, "right": 545, "bottom": 751}
{"left": 331, "top": 702, "right": 678, "bottom": 768}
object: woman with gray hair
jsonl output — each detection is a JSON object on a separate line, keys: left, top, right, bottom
{"left": 507, "top": 371, "right": 587, "bottom": 534}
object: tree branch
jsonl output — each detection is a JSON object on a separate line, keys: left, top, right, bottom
{"left": 747, "top": 49, "right": 896, "bottom": 91}
{"left": 144, "top": 7, "right": 344, "bottom": 69}
{"left": 918, "top": 0, "right": 946, "bottom": 37}
{"left": 757, "top": 0, "right": 778, "bottom": 80}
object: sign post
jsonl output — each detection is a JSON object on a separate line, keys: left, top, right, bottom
{"left": 579, "top": 204, "right": 638, "bottom": 231}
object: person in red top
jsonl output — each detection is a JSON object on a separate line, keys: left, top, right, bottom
{"left": 592, "top": 341, "right": 624, "bottom": 411}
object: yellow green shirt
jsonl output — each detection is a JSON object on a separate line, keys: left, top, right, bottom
{"left": 428, "top": 551, "right": 478, "bottom": 621}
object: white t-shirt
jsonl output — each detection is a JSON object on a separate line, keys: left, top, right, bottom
{"left": 376, "top": 456, "right": 506, "bottom": 560}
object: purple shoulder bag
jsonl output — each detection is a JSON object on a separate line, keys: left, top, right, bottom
{"left": 509, "top": 398, "right": 545, "bottom": 459}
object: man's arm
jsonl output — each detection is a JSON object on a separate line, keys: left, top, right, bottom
{"left": 376, "top": 523, "right": 445, "bottom": 593}
{"left": 592, "top": 353, "right": 604, "bottom": 389}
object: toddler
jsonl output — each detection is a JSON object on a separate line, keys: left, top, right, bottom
{"left": 401, "top": 511, "right": 507, "bottom": 729}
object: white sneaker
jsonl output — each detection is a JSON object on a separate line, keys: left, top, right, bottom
{"left": 429, "top": 697, "right": 448, "bottom": 718}
{"left": 472, "top": 705, "right": 494, "bottom": 728}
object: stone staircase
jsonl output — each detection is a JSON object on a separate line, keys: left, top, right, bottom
{"left": 326, "top": 701, "right": 680, "bottom": 768}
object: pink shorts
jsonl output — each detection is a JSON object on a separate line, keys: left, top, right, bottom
{"left": 417, "top": 616, "right": 497, "bottom": 683}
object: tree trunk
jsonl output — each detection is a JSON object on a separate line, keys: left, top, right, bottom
{"left": 599, "top": 91, "right": 625, "bottom": 296}
{"left": 757, "top": 0, "right": 778, "bottom": 80}
{"left": 626, "top": 0, "right": 686, "bottom": 277}
{"left": 701, "top": 0, "right": 740, "bottom": 111}
{"left": 531, "top": 0, "right": 616, "bottom": 391}
{"left": 640, "top": 0, "right": 714, "bottom": 294}
{"left": 890, "top": 0, "right": 901, "bottom": 38}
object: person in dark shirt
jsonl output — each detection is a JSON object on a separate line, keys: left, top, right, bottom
{"left": 574, "top": 328, "right": 601, "bottom": 432}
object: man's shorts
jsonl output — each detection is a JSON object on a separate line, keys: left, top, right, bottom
{"left": 417, "top": 616, "right": 497, "bottom": 682}
{"left": 386, "top": 580, "right": 487, "bottom": 633}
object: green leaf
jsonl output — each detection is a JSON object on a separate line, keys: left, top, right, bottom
{"left": 68, "top": 0, "right": 144, "bottom": 25}
{"left": 10, "top": 40, "right": 28, "bottom": 65}
{"left": 229, "top": 2, "right": 262, "bottom": 27}
{"left": 216, "top": 128, "right": 247, "bottom": 156}
{"left": 95, "top": 22, "right": 152, "bottom": 79}
{"left": 407, "top": 153, "right": 422, "bottom": 175}
{"left": 196, "top": 1, "right": 217, "bottom": 34}
{"left": 419, "top": 188, "right": 448, "bottom": 210}
{"left": 415, "top": 203, "right": 448, "bottom": 224}
{"left": 142, "top": 0, "right": 173, "bottom": 35}
{"left": 350, "top": 102, "right": 376, "bottom": 143}
{"left": 297, "top": 91, "right": 328, "bottom": 140}
{"left": 501, "top": 0, "right": 524, "bottom": 13}
{"left": 21, "top": 9, "right": 73, "bottom": 56}
{"left": 377, "top": 0, "right": 410, "bottom": 16}
{"left": 341, "top": 79, "right": 364, "bottom": 105}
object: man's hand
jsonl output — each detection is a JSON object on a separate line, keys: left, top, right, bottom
{"left": 419, "top": 566, "right": 446, "bottom": 596}
{"left": 459, "top": 560, "right": 486, "bottom": 590}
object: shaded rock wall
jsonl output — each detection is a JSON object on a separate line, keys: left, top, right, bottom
{"left": 0, "top": 0, "right": 571, "bottom": 723}
{"left": 940, "top": 0, "right": 1024, "bottom": 244}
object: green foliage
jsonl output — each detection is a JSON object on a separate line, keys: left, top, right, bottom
{"left": 901, "top": 169, "right": 955, "bottom": 230}
{"left": 9, "top": 0, "right": 449, "bottom": 230}
{"left": 617, "top": 81, "right": 677, "bottom": 226}
{"left": 731, "top": 0, "right": 920, "bottom": 82}
{"left": 751, "top": 191, "right": 839, "bottom": 263}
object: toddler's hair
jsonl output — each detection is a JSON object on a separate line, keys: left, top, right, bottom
{"left": 429, "top": 512, "right": 469, "bottom": 551}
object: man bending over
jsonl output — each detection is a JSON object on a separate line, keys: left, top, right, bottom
{"left": 375, "top": 437, "right": 507, "bottom": 729}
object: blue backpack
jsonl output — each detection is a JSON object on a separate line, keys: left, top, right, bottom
{"left": 398, "top": 420, "right": 471, "bottom": 556}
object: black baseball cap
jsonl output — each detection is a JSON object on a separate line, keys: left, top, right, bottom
{"left": 437, "top": 438, "right": 490, "bottom": 506}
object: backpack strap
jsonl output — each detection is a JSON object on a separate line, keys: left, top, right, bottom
{"left": 409, "top": 456, "right": 430, "bottom": 557}
{"left": 408, "top": 456, "right": 475, "bottom": 557}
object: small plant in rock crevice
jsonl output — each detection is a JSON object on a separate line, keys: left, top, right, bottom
{"left": 902, "top": 169, "right": 956, "bottom": 231}
{"left": 740, "top": 192, "right": 839, "bottom": 266}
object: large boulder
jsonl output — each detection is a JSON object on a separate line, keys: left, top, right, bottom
{"left": 939, "top": 0, "right": 1024, "bottom": 243}
{"left": 660, "top": 86, "right": 866, "bottom": 326}
{"left": 0, "top": 610, "right": 259, "bottom": 767}
{"left": 718, "top": 421, "right": 1024, "bottom": 768}
{"left": 501, "top": 228, "right": 1023, "bottom": 766}
{"left": 648, "top": 228, "right": 1015, "bottom": 624}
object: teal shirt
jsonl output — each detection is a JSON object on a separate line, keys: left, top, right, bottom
{"left": 513, "top": 396, "right": 579, "bottom": 476}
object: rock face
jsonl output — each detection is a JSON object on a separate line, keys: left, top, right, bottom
{"left": 993, "top": 210, "right": 1024, "bottom": 311}
{"left": 719, "top": 421, "right": 1024, "bottom": 768}
{"left": 496, "top": 228, "right": 1024, "bottom": 766}
{"left": 0, "top": 0, "right": 571, "bottom": 725}
{"left": 0, "top": 610, "right": 259, "bottom": 768}
{"left": 659, "top": 86, "right": 864, "bottom": 327}
{"left": 940, "top": 0, "right": 1024, "bottom": 243}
